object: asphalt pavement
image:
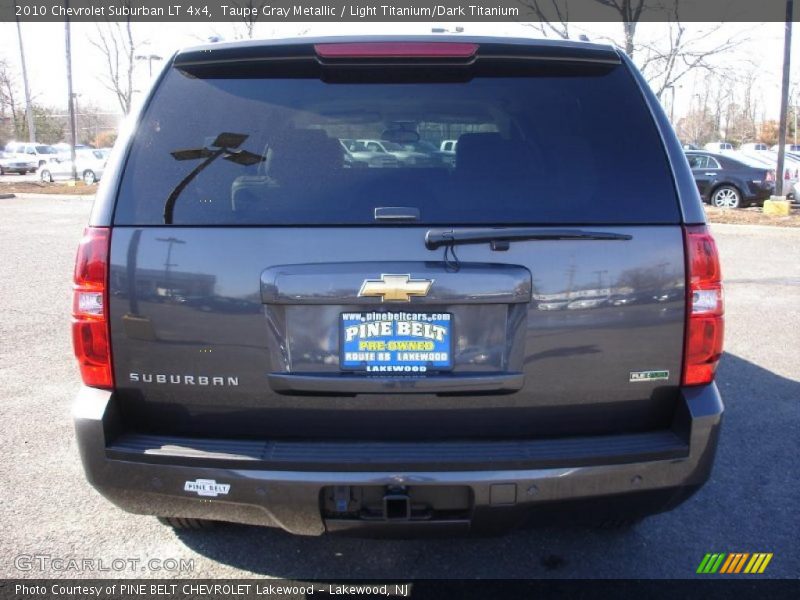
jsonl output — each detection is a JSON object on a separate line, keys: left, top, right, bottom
{"left": 0, "top": 171, "right": 39, "bottom": 184}
{"left": 0, "top": 194, "right": 797, "bottom": 579}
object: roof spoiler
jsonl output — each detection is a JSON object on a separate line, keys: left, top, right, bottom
{"left": 173, "top": 37, "right": 621, "bottom": 78}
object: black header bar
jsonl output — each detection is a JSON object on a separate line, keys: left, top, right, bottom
{"left": 1, "top": 0, "right": 797, "bottom": 22}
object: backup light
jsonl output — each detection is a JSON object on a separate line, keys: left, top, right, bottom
{"left": 682, "top": 225, "right": 724, "bottom": 386}
{"left": 72, "top": 227, "right": 113, "bottom": 389}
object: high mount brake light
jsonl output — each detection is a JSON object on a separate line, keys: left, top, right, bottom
{"left": 314, "top": 42, "right": 479, "bottom": 59}
{"left": 682, "top": 225, "right": 724, "bottom": 386}
{"left": 72, "top": 227, "right": 113, "bottom": 389}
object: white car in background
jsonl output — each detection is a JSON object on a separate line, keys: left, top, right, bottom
{"left": 39, "top": 149, "right": 107, "bottom": 185}
{"left": 735, "top": 149, "right": 800, "bottom": 183}
{"left": 739, "top": 143, "right": 769, "bottom": 152}
{"left": 52, "top": 142, "right": 91, "bottom": 161}
{"left": 357, "top": 139, "right": 431, "bottom": 166}
{"left": 703, "top": 142, "right": 735, "bottom": 153}
{"left": 4, "top": 141, "right": 58, "bottom": 168}
{"left": 0, "top": 150, "right": 37, "bottom": 175}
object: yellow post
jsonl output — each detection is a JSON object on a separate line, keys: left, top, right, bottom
{"left": 763, "top": 195, "right": 792, "bottom": 216}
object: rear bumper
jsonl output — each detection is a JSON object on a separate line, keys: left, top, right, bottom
{"left": 745, "top": 182, "right": 776, "bottom": 203}
{"left": 74, "top": 384, "right": 723, "bottom": 535}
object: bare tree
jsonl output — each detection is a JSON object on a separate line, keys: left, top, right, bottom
{"left": 519, "top": 0, "right": 571, "bottom": 39}
{"left": 634, "top": 5, "right": 747, "bottom": 100}
{"left": 90, "top": 18, "right": 140, "bottom": 114}
{"left": 0, "top": 59, "right": 22, "bottom": 140}
{"left": 525, "top": 0, "right": 747, "bottom": 114}
{"left": 231, "top": 0, "right": 266, "bottom": 40}
{"left": 592, "top": 0, "right": 647, "bottom": 57}
{"left": 519, "top": 0, "right": 657, "bottom": 57}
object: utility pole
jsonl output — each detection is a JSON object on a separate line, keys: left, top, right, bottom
{"left": 72, "top": 93, "right": 80, "bottom": 145}
{"left": 14, "top": 4, "right": 36, "bottom": 142}
{"left": 776, "top": 0, "right": 793, "bottom": 197}
{"left": 156, "top": 237, "right": 186, "bottom": 297}
{"left": 65, "top": 1, "right": 77, "bottom": 181}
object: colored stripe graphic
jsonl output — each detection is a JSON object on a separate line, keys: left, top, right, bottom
{"left": 734, "top": 553, "right": 750, "bottom": 573}
{"left": 759, "top": 554, "right": 773, "bottom": 573}
{"left": 744, "top": 554, "right": 760, "bottom": 573}
{"left": 744, "top": 553, "right": 774, "bottom": 574}
{"left": 702, "top": 553, "right": 774, "bottom": 575}
{"left": 697, "top": 552, "right": 774, "bottom": 574}
{"left": 697, "top": 554, "right": 713, "bottom": 573}
{"left": 697, "top": 553, "right": 727, "bottom": 574}
{"left": 724, "top": 553, "right": 748, "bottom": 573}
{"left": 719, "top": 554, "right": 736, "bottom": 574}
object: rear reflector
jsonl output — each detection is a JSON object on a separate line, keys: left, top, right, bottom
{"left": 682, "top": 225, "right": 724, "bottom": 386}
{"left": 314, "top": 42, "right": 479, "bottom": 59}
{"left": 72, "top": 227, "right": 113, "bottom": 389}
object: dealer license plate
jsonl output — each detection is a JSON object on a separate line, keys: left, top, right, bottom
{"left": 340, "top": 312, "right": 453, "bottom": 373}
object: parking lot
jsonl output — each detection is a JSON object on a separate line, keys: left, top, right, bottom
{"left": 0, "top": 193, "right": 797, "bottom": 579}
{"left": 0, "top": 171, "right": 38, "bottom": 184}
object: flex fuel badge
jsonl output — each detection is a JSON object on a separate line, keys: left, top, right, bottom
{"left": 630, "top": 370, "right": 669, "bottom": 382}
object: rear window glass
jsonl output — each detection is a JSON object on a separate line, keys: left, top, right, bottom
{"left": 114, "top": 65, "right": 679, "bottom": 225}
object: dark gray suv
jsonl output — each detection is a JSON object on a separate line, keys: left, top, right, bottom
{"left": 72, "top": 36, "right": 724, "bottom": 535}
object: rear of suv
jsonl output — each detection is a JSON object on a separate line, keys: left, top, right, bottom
{"left": 72, "top": 36, "right": 724, "bottom": 535}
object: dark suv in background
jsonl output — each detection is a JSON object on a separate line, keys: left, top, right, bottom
{"left": 72, "top": 36, "right": 724, "bottom": 536}
{"left": 686, "top": 150, "right": 775, "bottom": 208}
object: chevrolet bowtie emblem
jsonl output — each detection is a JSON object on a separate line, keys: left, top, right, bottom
{"left": 358, "top": 274, "right": 433, "bottom": 302}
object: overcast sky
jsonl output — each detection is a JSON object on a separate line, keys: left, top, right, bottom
{"left": 0, "top": 20, "right": 793, "bottom": 126}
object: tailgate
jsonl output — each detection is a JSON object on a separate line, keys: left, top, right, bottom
{"left": 108, "top": 225, "right": 685, "bottom": 440}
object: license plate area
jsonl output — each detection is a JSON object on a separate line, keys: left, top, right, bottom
{"left": 340, "top": 311, "right": 453, "bottom": 373}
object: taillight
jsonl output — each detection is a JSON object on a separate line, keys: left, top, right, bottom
{"left": 682, "top": 225, "right": 724, "bottom": 386}
{"left": 314, "top": 42, "right": 479, "bottom": 59}
{"left": 72, "top": 227, "right": 113, "bottom": 388}
{"left": 765, "top": 170, "right": 776, "bottom": 182}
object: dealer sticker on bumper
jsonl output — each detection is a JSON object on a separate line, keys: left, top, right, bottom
{"left": 184, "top": 479, "right": 230, "bottom": 497}
{"left": 340, "top": 312, "right": 453, "bottom": 372}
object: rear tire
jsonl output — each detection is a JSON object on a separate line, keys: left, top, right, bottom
{"left": 711, "top": 185, "right": 741, "bottom": 208}
{"left": 83, "top": 170, "right": 97, "bottom": 185}
{"left": 157, "top": 516, "right": 216, "bottom": 530}
{"left": 40, "top": 169, "right": 52, "bottom": 183}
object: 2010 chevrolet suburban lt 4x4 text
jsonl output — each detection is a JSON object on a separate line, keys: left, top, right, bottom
{"left": 72, "top": 36, "right": 724, "bottom": 535}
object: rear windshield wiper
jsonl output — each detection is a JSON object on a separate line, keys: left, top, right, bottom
{"left": 424, "top": 227, "right": 632, "bottom": 250}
